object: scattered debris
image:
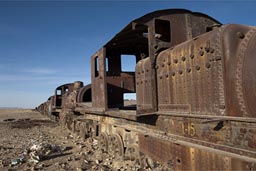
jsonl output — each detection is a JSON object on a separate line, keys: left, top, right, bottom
{"left": 28, "top": 143, "right": 64, "bottom": 163}
{"left": 11, "top": 156, "right": 24, "bottom": 166}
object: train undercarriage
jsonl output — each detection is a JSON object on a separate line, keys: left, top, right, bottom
{"left": 58, "top": 103, "right": 256, "bottom": 171}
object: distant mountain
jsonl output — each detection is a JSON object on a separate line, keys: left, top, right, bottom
{"left": 0, "top": 107, "right": 25, "bottom": 109}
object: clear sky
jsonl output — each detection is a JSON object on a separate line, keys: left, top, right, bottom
{"left": 0, "top": 1, "right": 256, "bottom": 108}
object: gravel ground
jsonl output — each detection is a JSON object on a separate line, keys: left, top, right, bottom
{"left": 0, "top": 109, "right": 169, "bottom": 171}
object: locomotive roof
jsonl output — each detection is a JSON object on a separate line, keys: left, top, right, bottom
{"left": 104, "top": 9, "right": 221, "bottom": 53}
{"left": 47, "top": 96, "right": 53, "bottom": 101}
{"left": 124, "top": 8, "right": 220, "bottom": 29}
{"left": 55, "top": 83, "right": 74, "bottom": 90}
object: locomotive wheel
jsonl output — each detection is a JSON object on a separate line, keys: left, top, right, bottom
{"left": 144, "top": 157, "right": 155, "bottom": 169}
{"left": 125, "top": 145, "right": 141, "bottom": 166}
{"left": 73, "top": 120, "right": 80, "bottom": 135}
{"left": 66, "top": 113, "right": 74, "bottom": 130}
{"left": 79, "top": 123, "right": 88, "bottom": 140}
{"left": 108, "top": 134, "right": 124, "bottom": 159}
{"left": 59, "top": 110, "right": 70, "bottom": 126}
{"left": 72, "top": 120, "right": 76, "bottom": 133}
{"left": 48, "top": 105, "right": 52, "bottom": 116}
{"left": 59, "top": 111, "right": 66, "bottom": 125}
{"left": 98, "top": 132, "right": 109, "bottom": 153}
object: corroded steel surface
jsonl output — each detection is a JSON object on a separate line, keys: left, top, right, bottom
{"left": 136, "top": 58, "right": 154, "bottom": 113}
{"left": 138, "top": 134, "right": 254, "bottom": 170}
{"left": 156, "top": 27, "right": 225, "bottom": 115}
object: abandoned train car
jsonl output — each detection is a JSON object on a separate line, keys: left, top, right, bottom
{"left": 37, "top": 9, "right": 256, "bottom": 170}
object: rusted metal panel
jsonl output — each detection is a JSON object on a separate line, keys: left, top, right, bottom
{"left": 222, "top": 25, "right": 256, "bottom": 118}
{"left": 91, "top": 48, "right": 107, "bottom": 110}
{"left": 136, "top": 58, "right": 155, "bottom": 114}
{"left": 138, "top": 134, "right": 255, "bottom": 170}
{"left": 156, "top": 27, "right": 225, "bottom": 116}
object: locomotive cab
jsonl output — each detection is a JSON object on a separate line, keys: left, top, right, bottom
{"left": 90, "top": 9, "right": 221, "bottom": 116}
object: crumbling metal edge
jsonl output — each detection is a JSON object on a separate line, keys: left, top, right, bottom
{"left": 74, "top": 109, "right": 137, "bottom": 121}
{"left": 55, "top": 109, "right": 61, "bottom": 113}
{"left": 156, "top": 111, "right": 256, "bottom": 123}
{"left": 136, "top": 112, "right": 157, "bottom": 117}
{"left": 105, "top": 111, "right": 137, "bottom": 121}
{"left": 75, "top": 108, "right": 105, "bottom": 114}
{"left": 161, "top": 133, "right": 256, "bottom": 163}
{"left": 136, "top": 111, "right": 256, "bottom": 123}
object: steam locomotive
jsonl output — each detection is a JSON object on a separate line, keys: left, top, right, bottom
{"left": 37, "top": 9, "right": 256, "bottom": 170}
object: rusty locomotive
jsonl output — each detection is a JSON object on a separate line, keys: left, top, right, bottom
{"left": 37, "top": 9, "right": 256, "bottom": 170}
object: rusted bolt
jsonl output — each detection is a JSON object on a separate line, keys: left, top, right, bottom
{"left": 220, "top": 105, "right": 225, "bottom": 109}
{"left": 177, "top": 158, "right": 181, "bottom": 164}
{"left": 205, "top": 63, "right": 211, "bottom": 69}
{"left": 215, "top": 56, "right": 222, "bottom": 61}
{"left": 205, "top": 47, "right": 210, "bottom": 53}
{"left": 140, "top": 53, "right": 146, "bottom": 58}
{"left": 237, "top": 32, "right": 245, "bottom": 39}
{"left": 181, "top": 56, "right": 186, "bottom": 61}
{"left": 199, "top": 50, "right": 204, "bottom": 56}
{"left": 196, "top": 65, "right": 200, "bottom": 71}
{"left": 174, "top": 59, "right": 178, "bottom": 64}
{"left": 187, "top": 68, "right": 191, "bottom": 73}
{"left": 190, "top": 54, "right": 194, "bottom": 59}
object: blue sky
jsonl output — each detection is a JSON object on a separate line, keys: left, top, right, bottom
{"left": 0, "top": 1, "right": 256, "bottom": 108}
